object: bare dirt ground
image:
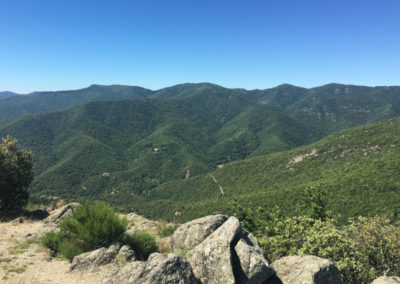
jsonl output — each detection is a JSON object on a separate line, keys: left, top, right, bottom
{"left": 0, "top": 218, "right": 115, "bottom": 284}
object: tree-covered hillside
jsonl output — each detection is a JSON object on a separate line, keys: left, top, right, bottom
{"left": 0, "top": 96, "right": 315, "bottom": 203}
{"left": 0, "top": 91, "right": 18, "bottom": 100}
{"left": 124, "top": 117, "right": 400, "bottom": 222}
{"left": 2, "top": 83, "right": 400, "bottom": 136}
{"left": 0, "top": 84, "right": 152, "bottom": 119}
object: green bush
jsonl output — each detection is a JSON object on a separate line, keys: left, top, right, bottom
{"left": 259, "top": 215, "right": 400, "bottom": 284}
{"left": 124, "top": 231, "right": 157, "bottom": 260}
{"left": 60, "top": 201, "right": 127, "bottom": 250}
{"left": 58, "top": 239, "right": 84, "bottom": 261}
{"left": 41, "top": 230, "right": 64, "bottom": 252}
{"left": 41, "top": 201, "right": 158, "bottom": 261}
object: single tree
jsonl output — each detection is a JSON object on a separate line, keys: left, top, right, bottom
{"left": 304, "top": 185, "right": 328, "bottom": 221}
{"left": 0, "top": 136, "right": 34, "bottom": 212}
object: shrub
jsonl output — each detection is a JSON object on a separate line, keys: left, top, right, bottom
{"left": 157, "top": 223, "right": 178, "bottom": 237}
{"left": 260, "top": 215, "right": 400, "bottom": 284}
{"left": 41, "top": 201, "right": 159, "bottom": 261}
{"left": 60, "top": 201, "right": 127, "bottom": 250}
{"left": 124, "top": 231, "right": 157, "bottom": 260}
{"left": 58, "top": 239, "right": 84, "bottom": 261}
{"left": 41, "top": 230, "right": 64, "bottom": 252}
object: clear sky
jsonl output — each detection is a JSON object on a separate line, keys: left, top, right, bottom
{"left": 1, "top": 0, "right": 399, "bottom": 93}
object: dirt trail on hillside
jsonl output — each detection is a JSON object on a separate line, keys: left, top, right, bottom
{"left": 0, "top": 219, "right": 115, "bottom": 284}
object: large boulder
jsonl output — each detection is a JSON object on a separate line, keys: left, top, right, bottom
{"left": 270, "top": 255, "right": 342, "bottom": 284}
{"left": 235, "top": 235, "right": 275, "bottom": 283}
{"left": 186, "top": 216, "right": 273, "bottom": 284}
{"left": 44, "top": 202, "right": 80, "bottom": 224}
{"left": 106, "top": 253, "right": 199, "bottom": 284}
{"left": 186, "top": 216, "right": 241, "bottom": 284}
{"left": 171, "top": 214, "right": 227, "bottom": 250}
{"left": 371, "top": 276, "right": 400, "bottom": 284}
{"left": 70, "top": 243, "right": 121, "bottom": 271}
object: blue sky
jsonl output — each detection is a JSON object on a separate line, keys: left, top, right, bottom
{"left": 1, "top": 0, "right": 399, "bottom": 93}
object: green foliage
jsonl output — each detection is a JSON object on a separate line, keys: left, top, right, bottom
{"left": 228, "top": 199, "right": 282, "bottom": 237}
{"left": 58, "top": 239, "right": 84, "bottom": 261}
{"left": 60, "top": 202, "right": 127, "bottom": 250}
{"left": 123, "top": 231, "right": 157, "bottom": 260}
{"left": 303, "top": 185, "right": 329, "bottom": 220}
{"left": 239, "top": 210, "right": 400, "bottom": 284}
{"left": 41, "top": 202, "right": 158, "bottom": 261}
{"left": 0, "top": 136, "right": 34, "bottom": 212}
{"left": 41, "top": 230, "right": 64, "bottom": 252}
{"left": 157, "top": 223, "right": 178, "bottom": 237}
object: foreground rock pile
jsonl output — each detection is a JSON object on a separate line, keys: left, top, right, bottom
{"left": 38, "top": 205, "right": 398, "bottom": 283}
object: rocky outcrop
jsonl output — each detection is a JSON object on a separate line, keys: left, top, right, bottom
{"left": 126, "top": 213, "right": 158, "bottom": 231}
{"left": 115, "top": 245, "right": 136, "bottom": 265}
{"left": 235, "top": 235, "right": 274, "bottom": 283}
{"left": 44, "top": 202, "right": 80, "bottom": 224}
{"left": 270, "top": 255, "right": 342, "bottom": 284}
{"left": 171, "top": 214, "right": 227, "bottom": 250}
{"left": 71, "top": 243, "right": 121, "bottom": 271}
{"left": 371, "top": 276, "right": 400, "bottom": 284}
{"left": 106, "top": 253, "right": 199, "bottom": 284}
{"left": 186, "top": 216, "right": 274, "bottom": 284}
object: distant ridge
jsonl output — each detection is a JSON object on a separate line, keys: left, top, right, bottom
{"left": 0, "top": 82, "right": 399, "bottom": 120}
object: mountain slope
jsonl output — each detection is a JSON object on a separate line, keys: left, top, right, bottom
{"left": 2, "top": 83, "right": 400, "bottom": 136}
{"left": 0, "top": 91, "right": 18, "bottom": 100}
{"left": 0, "top": 85, "right": 153, "bottom": 120}
{"left": 0, "top": 96, "right": 316, "bottom": 203}
{"left": 127, "top": 117, "right": 400, "bottom": 221}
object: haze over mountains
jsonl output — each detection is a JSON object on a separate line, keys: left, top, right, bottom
{"left": 1, "top": 82, "right": 400, "bottom": 220}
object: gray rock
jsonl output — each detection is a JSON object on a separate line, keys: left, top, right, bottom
{"left": 371, "top": 276, "right": 400, "bottom": 284}
{"left": 70, "top": 243, "right": 121, "bottom": 271}
{"left": 171, "top": 214, "right": 227, "bottom": 250}
{"left": 270, "top": 255, "right": 342, "bottom": 284}
{"left": 235, "top": 237, "right": 275, "bottom": 283}
{"left": 186, "top": 216, "right": 242, "bottom": 284}
{"left": 126, "top": 213, "right": 158, "bottom": 231}
{"left": 106, "top": 253, "right": 199, "bottom": 284}
{"left": 44, "top": 202, "right": 80, "bottom": 224}
{"left": 116, "top": 245, "right": 136, "bottom": 264}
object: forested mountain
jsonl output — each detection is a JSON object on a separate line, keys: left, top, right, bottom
{"left": 2, "top": 83, "right": 400, "bottom": 134}
{"left": 0, "top": 96, "right": 316, "bottom": 202}
{"left": 0, "top": 84, "right": 152, "bottom": 119}
{"left": 127, "top": 117, "right": 400, "bottom": 221}
{"left": 0, "top": 91, "right": 19, "bottom": 100}
{"left": 1, "top": 83, "right": 400, "bottom": 222}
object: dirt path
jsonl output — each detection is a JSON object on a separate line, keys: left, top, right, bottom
{"left": 209, "top": 173, "right": 225, "bottom": 195}
{"left": 0, "top": 219, "right": 114, "bottom": 284}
